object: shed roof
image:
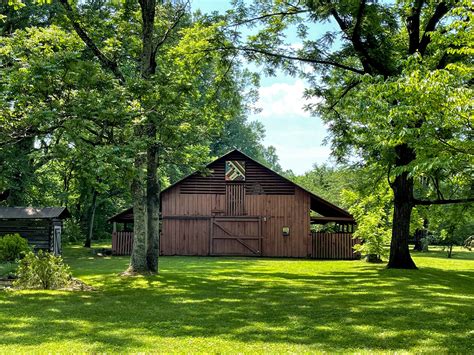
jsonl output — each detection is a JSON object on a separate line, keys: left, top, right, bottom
{"left": 108, "top": 207, "right": 133, "bottom": 223}
{"left": 0, "top": 207, "right": 70, "bottom": 220}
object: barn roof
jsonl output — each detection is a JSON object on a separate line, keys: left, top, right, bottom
{"left": 0, "top": 207, "right": 70, "bottom": 220}
{"left": 109, "top": 149, "right": 354, "bottom": 223}
{"left": 213, "top": 150, "right": 352, "bottom": 219}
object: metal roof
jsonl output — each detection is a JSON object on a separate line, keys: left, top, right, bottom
{"left": 0, "top": 207, "right": 70, "bottom": 220}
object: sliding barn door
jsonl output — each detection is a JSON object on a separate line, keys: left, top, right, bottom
{"left": 210, "top": 217, "right": 262, "bottom": 256}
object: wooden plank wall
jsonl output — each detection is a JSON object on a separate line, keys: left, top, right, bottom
{"left": 161, "top": 185, "right": 311, "bottom": 257}
{"left": 246, "top": 188, "right": 311, "bottom": 257}
{"left": 0, "top": 219, "right": 51, "bottom": 251}
{"left": 112, "top": 231, "right": 133, "bottom": 256}
{"left": 311, "top": 232, "right": 361, "bottom": 260}
{"left": 160, "top": 219, "right": 210, "bottom": 256}
{"left": 226, "top": 183, "right": 245, "bottom": 216}
{"left": 179, "top": 151, "right": 295, "bottom": 195}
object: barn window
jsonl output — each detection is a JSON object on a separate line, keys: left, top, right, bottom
{"left": 225, "top": 160, "right": 245, "bottom": 181}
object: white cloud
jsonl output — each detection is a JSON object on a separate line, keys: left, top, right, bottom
{"left": 249, "top": 78, "right": 331, "bottom": 174}
{"left": 255, "top": 79, "right": 321, "bottom": 119}
{"left": 272, "top": 145, "right": 332, "bottom": 174}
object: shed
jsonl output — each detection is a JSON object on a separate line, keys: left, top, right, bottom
{"left": 110, "top": 149, "right": 358, "bottom": 259}
{"left": 0, "top": 207, "right": 70, "bottom": 255}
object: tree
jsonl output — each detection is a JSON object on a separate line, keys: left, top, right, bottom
{"left": 421, "top": 202, "right": 474, "bottom": 258}
{"left": 0, "top": 24, "right": 134, "bottom": 246}
{"left": 225, "top": 0, "right": 474, "bottom": 268}
{"left": 292, "top": 163, "right": 353, "bottom": 207}
{"left": 2, "top": 0, "right": 251, "bottom": 273}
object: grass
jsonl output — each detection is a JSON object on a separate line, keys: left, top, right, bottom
{"left": 0, "top": 246, "right": 473, "bottom": 353}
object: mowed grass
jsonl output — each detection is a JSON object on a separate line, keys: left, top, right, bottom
{"left": 0, "top": 246, "right": 473, "bottom": 353}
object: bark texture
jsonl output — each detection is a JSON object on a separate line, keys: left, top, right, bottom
{"left": 146, "top": 134, "right": 160, "bottom": 272}
{"left": 387, "top": 144, "right": 417, "bottom": 269}
{"left": 129, "top": 153, "right": 148, "bottom": 272}
{"left": 130, "top": 0, "right": 160, "bottom": 273}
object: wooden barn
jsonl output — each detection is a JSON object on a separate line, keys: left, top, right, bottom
{"left": 110, "top": 150, "right": 358, "bottom": 259}
{"left": 0, "top": 207, "right": 70, "bottom": 255}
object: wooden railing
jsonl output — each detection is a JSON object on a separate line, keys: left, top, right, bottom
{"left": 112, "top": 231, "right": 134, "bottom": 256}
{"left": 311, "top": 232, "right": 361, "bottom": 260}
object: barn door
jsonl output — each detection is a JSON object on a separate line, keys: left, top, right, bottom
{"left": 210, "top": 217, "right": 262, "bottom": 256}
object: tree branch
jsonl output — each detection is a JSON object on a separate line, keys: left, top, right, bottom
{"left": 58, "top": 0, "right": 125, "bottom": 84}
{"left": 328, "top": 80, "right": 361, "bottom": 111}
{"left": 413, "top": 197, "right": 474, "bottom": 206}
{"left": 352, "top": 0, "right": 366, "bottom": 43}
{"left": 407, "top": 0, "right": 424, "bottom": 54}
{"left": 418, "top": 1, "right": 450, "bottom": 56}
{"left": 227, "top": 9, "right": 309, "bottom": 27}
{"left": 328, "top": 1, "right": 388, "bottom": 75}
{"left": 154, "top": 1, "right": 188, "bottom": 53}
{"left": 138, "top": 0, "right": 157, "bottom": 78}
{"left": 211, "top": 45, "right": 366, "bottom": 74}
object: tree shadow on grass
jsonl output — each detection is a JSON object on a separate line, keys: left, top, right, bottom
{"left": 0, "top": 256, "right": 473, "bottom": 352}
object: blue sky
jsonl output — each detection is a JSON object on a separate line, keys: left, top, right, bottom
{"left": 192, "top": 0, "right": 335, "bottom": 174}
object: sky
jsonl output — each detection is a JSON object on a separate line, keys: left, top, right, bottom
{"left": 192, "top": 0, "right": 335, "bottom": 174}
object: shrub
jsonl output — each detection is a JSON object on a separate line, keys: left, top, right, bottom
{"left": 0, "top": 234, "right": 30, "bottom": 262}
{"left": 14, "top": 251, "right": 72, "bottom": 290}
{"left": 0, "top": 262, "right": 18, "bottom": 278}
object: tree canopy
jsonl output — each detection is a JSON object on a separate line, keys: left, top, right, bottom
{"left": 225, "top": 0, "right": 474, "bottom": 268}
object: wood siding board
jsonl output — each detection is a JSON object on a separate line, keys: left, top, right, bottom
{"left": 310, "top": 232, "right": 359, "bottom": 260}
{"left": 158, "top": 152, "right": 347, "bottom": 258}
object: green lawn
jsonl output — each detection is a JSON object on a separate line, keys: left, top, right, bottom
{"left": 0, "top": 246, "right": 473, "bottom": 353}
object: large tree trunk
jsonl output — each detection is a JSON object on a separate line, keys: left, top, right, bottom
{"left": 146, "top": 125, "right": 160, "bottom": 272}
{"left": 129, "top": 0, "right": 159, "bottom": 273}
{"left": 387, "top": 144, "right": 417, "bottom": 269}
{"left": 129, "top": 153, "right": 148, "bottom": 272}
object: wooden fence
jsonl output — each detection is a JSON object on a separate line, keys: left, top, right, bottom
{"left": 112, "top": 231, "right": 134, "bottom": 256}
{"left": 112, "top": 231, "right": 361, "bottom": 259}
{"left": 311, "top": 232, "right": 361, "bottom": 260}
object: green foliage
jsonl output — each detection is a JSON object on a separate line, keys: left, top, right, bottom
{"left": 342, "top": 182, "right": 392, "bottom": 260}
{"left": 0, "top": 2, "right": 272, "bottom": 252}
{"left": 293, "top": 164, "right": 354, "bottom": 207}
{"left": 14, "top": 250, "right": 71, "bottom": 289}
{"left": 232, "top": 0, "right": 474, "bottom": 267}
{"left": 423, "top": 204, "right": 474, "bottom": 257}
{"left": 0, "top": 262, "right": 18, "bottom": 277}
{"left": 0, "top": 233, "right": 30, "bottom": 262}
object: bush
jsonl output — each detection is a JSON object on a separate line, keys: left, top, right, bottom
{"left": 14, "top": 251, "right": 72, "bottom": 290}
{"left": 0, "top": 234, "right": 31, "bottom": 262}
{"left": 0, "top": 262, "right": 18, "bottom": 278}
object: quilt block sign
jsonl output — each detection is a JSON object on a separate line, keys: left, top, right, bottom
{"left": 225, "top": 160, "right": 245, "bottom": 181}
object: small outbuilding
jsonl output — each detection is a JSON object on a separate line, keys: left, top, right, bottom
{"left": 110, "top": 149, "right": 359, "bottom": 259}
{"left": 0, "top": 207, "right": 70, "bottom": 255}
